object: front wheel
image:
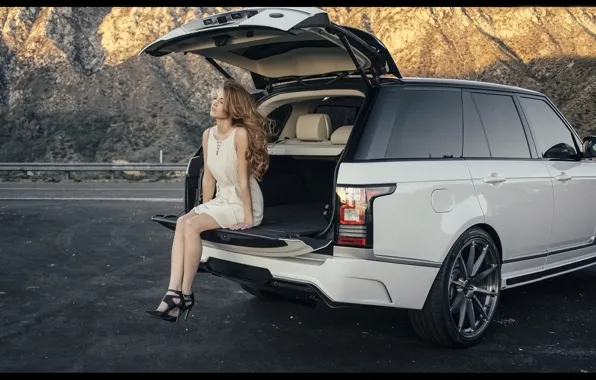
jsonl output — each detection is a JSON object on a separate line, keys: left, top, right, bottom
{"left": 408, "top": 227, "right": 502, "bottom": 348}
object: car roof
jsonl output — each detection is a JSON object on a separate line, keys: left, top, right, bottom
{"left": 268, "top": 75, "right": 544, "bottom": 97}
{"left": 398, "top": 77, "right": 543, "bottom": 96}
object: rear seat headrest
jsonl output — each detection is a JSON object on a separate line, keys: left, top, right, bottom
{"left": 296, "top": 114, "right": 331, "bottom": 142}
{"left": 330, "top": 125, "right": 353, "bottom": 145}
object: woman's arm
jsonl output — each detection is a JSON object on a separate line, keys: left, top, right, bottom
{"left": 234, "top": 127, "right": 253, "bottom": 228}
{"left": 201, "top": 128, "right": 216, "bottom": 204}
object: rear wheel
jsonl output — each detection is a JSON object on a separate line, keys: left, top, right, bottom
{"left": 408, "top": 227, "right": 502, "bottom": 348}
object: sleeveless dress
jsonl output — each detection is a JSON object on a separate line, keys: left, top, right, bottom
{"left": 193, "top": 127, "right": 264, "bottom": 229}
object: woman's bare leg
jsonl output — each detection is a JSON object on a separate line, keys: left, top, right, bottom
{"left": 156, "top": 211, "right": 197, "bottom": 313}
{"left": 182, "top": 213, "right": 221, "bottom": 295}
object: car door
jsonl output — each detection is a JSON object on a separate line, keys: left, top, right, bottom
{"left": 516, "top": 95, "right": 596, "bottom": 267}
{"left": 463, "top": 90, "right": 555, "bottom": 276}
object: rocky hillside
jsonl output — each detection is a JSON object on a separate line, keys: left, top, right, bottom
{"left": 1, "top": 7, "right": 596, "bottom": 163}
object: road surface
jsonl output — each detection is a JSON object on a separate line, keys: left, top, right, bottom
{"left": 0, "top": 182, "right": 594, "bottom": 372}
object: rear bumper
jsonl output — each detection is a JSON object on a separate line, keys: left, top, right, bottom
{"left": 199, "top": 245, "right": 440, "bottom": 310}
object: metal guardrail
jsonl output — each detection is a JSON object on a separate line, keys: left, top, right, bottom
{"left": 0, "top": 163, "right": 187, "bottom": 171}
{"left": 0, "top": 163, "right": 188, "bottom": 179}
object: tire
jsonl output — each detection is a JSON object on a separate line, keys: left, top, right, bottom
{"left": 408, "top": 227, "right": 502, "bottom": 348}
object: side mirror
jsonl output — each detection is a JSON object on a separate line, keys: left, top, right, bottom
{"left": 543, "top": 142, "right": 577, "bottom": 160}
{"left": 583, "top": 136, "right": 596, "bottom": 159}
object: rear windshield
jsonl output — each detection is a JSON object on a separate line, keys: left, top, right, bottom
{"left": 267, "top": 104, "right": 293, "bottom": 143}
{"left": 313, "top": 96, "right": 362, "bottom": 132}
{"left": 314, "top": 105, "right": 359, "bottom": 132}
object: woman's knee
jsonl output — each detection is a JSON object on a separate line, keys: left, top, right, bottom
{"left": 184, "top": 216, "right": 203, "bottom": 235}
{"left": 184, "top": 213, "right": 218, "bottom": 235}
{"left": 176, "top": 211, "right": 195, "bottom": 230}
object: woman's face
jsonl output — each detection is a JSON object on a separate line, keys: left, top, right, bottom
{"left": 210, "top": 88, "right": 227, "bottom": 119}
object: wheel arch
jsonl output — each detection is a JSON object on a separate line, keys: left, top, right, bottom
{"left": 473, "top": 223, "right": 503, "bottom": 263}
{"left": 436, "top": 221, "right": 504, "bottom": 266}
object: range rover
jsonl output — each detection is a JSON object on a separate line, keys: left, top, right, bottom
{"left": 141, "top": 7, "right": 596, "bottom": 347}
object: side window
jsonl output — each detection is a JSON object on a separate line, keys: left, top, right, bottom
{"left": 471, "top": 93, "right": 531, "bottom": 159}
{"left": 518, "top": 97, "right": 578, "bottom": 159}
{"left": 353, "top": 87, "right": 401, "bottom": 160}
{"left": 462, "top": 92, "right": 491, "bottom": 158}
{"left": 383, "top": 88, "right": 463, "bottom": 159}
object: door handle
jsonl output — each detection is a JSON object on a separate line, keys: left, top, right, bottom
{"left": 555, "top": 172, "right": 572, "bottom": 182}
{"left": 483, "top": 174, "right": 507, "bottom": 184}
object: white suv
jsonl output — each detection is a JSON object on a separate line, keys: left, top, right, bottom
{"left": 143, "top": 7, "right": 596, "bottom": 348}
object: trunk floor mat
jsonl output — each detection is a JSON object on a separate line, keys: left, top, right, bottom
{"left": 250, "top": 202, "right": 329, "bottom": 236}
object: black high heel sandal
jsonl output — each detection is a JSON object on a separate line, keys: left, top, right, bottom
{"left": 179, "top": 293, "right": 195, "bottom": 321}
{"left": 145, "top": 289, "right": 183, "bottom": 322}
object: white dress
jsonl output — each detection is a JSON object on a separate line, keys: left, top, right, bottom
{"left": 193, "top": 127, "right": 264, "bottom": 228}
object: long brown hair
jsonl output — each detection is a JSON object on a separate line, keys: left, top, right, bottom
{"left": 222, "top": 79, "right": 273, "bottom": 181}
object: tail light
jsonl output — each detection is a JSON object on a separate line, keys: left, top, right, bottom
{"left": 335, "top": 185, "right": 395, "bottom": 248}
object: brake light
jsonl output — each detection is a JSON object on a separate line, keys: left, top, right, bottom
{"left": 335, "top": 185, "right": 395, "bottom": 248}
{"left": 339, "top": 188, "right": 366, "bottom": 225}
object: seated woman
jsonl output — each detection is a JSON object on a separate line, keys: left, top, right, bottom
{"left": 145, "top": 79, "right": 273, "bottom": 322}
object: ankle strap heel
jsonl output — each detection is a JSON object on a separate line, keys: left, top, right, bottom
{"left": 180, "top": 293, "right": 195, "bottom": 321}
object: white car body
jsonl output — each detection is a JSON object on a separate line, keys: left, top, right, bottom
{"left": 144, "top": 7, "right": 596, "bottom": 347}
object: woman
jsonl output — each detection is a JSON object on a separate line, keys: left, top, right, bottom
{"left": 145, "top": 79, "right": 272, "bottom": 322}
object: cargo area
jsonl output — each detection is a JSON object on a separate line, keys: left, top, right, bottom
{"left": 249, "top": 155, "right": 337, "bottom": 238}
{"left": 153, "top": 90, "right": 365, "bottom": 254}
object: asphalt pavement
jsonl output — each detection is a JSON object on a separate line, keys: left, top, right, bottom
{"left": 0, "top": 182, "right": 595, "bottom": 372}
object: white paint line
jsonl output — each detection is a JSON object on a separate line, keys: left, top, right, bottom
{"left": 0, "top": 187, "right": 178, "bottom": 191}
{"left": 0, "top": 197, "right": 182, "bottom": 202}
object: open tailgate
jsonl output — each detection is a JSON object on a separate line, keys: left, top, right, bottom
{"left": 140, "top": 7, "right": 401, "bottom": 89}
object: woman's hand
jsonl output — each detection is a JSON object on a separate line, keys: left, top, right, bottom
{"left": 230, "top": 221, "right": 253, "bottom": 230}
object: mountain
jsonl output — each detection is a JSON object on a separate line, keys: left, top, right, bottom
{"left": 1, "top": 7, "right": 596, "bottom": 164}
